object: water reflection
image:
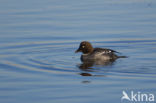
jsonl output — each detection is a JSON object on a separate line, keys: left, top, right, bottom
{"left": 78, "top": 59, "right": 116, "bottom": 77}
{"left": 81, "top": 80, "right": 91, "bottom": 84}
{"left": 78, "top": 59, "right": 116, "bottom": 69}
{"left": 80, "top": 73, "right": 93, "bottom": 76}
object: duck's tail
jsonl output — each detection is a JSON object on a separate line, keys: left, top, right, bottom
{"left": 117, "top": 56, "right": 128, "bottom": 58}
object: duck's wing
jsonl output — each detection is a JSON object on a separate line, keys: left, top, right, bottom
{"left": 93, "top": 48, "right": 119, "bottom": 54}
{"left": 92, "top": 48, "right": 119, "bottom": 60}
{"left": 107, "top": 49, "right": 120, "bottom": 53}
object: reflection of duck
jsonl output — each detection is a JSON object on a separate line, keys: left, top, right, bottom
{"left": 80, "top": 73, "right": 92, "bottom": 76}
{"left": 75, "top": 41, "right": 126, "bottom": 66}
{"left": 78, "top": 59, "right": 115, "bottom": 70}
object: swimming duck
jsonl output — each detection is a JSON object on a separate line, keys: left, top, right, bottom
{"left": 75, "top": 41, "right": 126, "bottom": 63}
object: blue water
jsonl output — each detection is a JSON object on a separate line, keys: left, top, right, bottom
{"left": 0, "top": 0, "right": 156, "bottom": 103}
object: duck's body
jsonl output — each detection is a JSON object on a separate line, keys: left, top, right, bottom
{"left": 81, "top": 48, "right": 118, "bottom": 62}
{"left": 75, "top": 41, "right": 125, "bottom": 63}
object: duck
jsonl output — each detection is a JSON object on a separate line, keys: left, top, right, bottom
{"left": 75, "top": 41, "right": 126, "bottom": 63}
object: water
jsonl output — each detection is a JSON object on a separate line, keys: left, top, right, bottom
{"left": 0, "top": 0, "right": 156, "bottom": 103}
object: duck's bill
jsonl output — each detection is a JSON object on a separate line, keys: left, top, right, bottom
{"left": 75, "top": 48, "right": 81, "bottom": 53}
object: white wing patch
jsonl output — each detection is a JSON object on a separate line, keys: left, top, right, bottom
{"left": 108, "top": 50, "right": 112, "bottom": 53}
{"left": 101, "top": 50, "right": 111, "bottom": 54}
{"left": 94, "top": 51, "right": 111, "bottom": 60}
{"left": 95, "top": 50, "right": 111, "bottom": 56}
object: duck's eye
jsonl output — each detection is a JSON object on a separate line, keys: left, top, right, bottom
{"left": 82, "top": 46, "right": 85, "bottom": 48}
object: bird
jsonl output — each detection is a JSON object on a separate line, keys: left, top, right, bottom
{"left": 75, "top": 41, "right": 126, "bottom": 63}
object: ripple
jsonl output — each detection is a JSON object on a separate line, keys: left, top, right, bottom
{"left": 0, "top": 38, "right": 156, "bottom": 78}
{"left": 0, "top": 40, "right": 79, "bottom": 76}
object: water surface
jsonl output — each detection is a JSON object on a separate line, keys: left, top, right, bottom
{"left": 0, "top": 0, "right": 156, "bottom": 103}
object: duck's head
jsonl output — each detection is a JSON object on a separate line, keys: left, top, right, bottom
{"left": 75, "top": 41, "right": 94, "bottom": 54}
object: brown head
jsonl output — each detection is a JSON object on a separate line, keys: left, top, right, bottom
{"left": 75, "top": 41, "right": 94, "bottom": 54}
